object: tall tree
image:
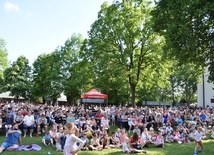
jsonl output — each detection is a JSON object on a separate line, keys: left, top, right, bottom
{"left": 152, "top": 0, "right": 214, "bottom": 82}
{"left": 59, "top": 34, "right": 91, "bottom": 105}
{"left": 0, "top": 38, "right": 8, "bottom": 92}
{"left": 85, "top": 0, "right": 166, "bottom": 107}
{"left": 32, "top": 52, "right": 63, "bottom": 104}
{"left": 3, "top": 56, "right": 31, "bottom": 100}
{"left": 174, "top": 63, "right": 199, "bottom": 104}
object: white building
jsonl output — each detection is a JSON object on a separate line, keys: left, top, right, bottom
{"left": 197, "top": 68, "right": 214, "bottom": 107}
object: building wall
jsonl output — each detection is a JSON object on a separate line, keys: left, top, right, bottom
{"left": 197, "top": 68, "right": 214, "bottom": 107}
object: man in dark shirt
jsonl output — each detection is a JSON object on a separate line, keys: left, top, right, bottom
{"left": 54, "top": 112, "right": 63, "bottom": 125}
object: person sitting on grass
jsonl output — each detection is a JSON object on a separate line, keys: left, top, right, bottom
{"left": 80, "top": 132, "right": 89, "bottom": 150}
{"left": 109, "top": 131, "right": 121, "bottom": 148}
{"left": 88, "top": 133, "right": 103, "bottom": 151}
{"left": 188, "top": 129, "right": 196, "bottom": 142}
{"left": 129, "top": 132, "right": 142, "bottom": 150}
{"left": 0, "top": 123, "right": 22, "bottom": 154}
{"left": 140, "top": 127, "right": 152, "bottom": 148}
{"left": 122, "top": 136, "right": 147, "bottom": 154}
{"left": 132, "top": 125, "right": 141, "bottom": 136}
{"left": 173, "top": 128, "right": 180, "bottom": 143}
{"left": 120, "top": 128, "right": 127, "bottom": 144}
{"left": 210, "top": 126, "right": 214, "bottom": 139}
{"left": 165, "top": 132, "right": 174, "bottom": 143}
{"left": 100, "top": 133, "right": 111, "bottom": 149}
{"left": 42, "top": 131, "right": 53, "bottom": 147}
{"left": 154, "top": 130, "right": 165, "bottom": 148}
{"left": 115, "top": 128, "right": 121, "bottom": 140}
{"left": 49, "top": 124, "right": 57, "bottom": 144}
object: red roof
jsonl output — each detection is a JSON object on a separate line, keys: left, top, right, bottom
{"left": 81, "top": 89, "right": 108, "bottom": 99}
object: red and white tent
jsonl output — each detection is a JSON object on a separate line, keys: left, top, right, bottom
{"left": 81, "top": 88, "right": 108, "bottom": 99}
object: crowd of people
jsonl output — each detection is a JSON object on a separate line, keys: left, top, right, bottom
{"left": 0, "top": 102, "right": 213, "bottom": 154}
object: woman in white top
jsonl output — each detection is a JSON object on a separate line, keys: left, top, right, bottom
{"left": 63, "top": 123, "right": 84, "bottom": 155}
{"left": 23, "top": 111, "right": 35, "bottom": 137}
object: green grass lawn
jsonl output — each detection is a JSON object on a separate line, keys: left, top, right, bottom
{"left": 0, "top": 125, "right": 213, "bottom": 155}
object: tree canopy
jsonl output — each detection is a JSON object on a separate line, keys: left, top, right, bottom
{"left": 84, "top": 0, "right": 169, "bottom": 106}
{"left": 3, "top": 56, "right": 31, "bottom": 99}
{"left": 152, "top": 0, "right": 214, "bottom": 82}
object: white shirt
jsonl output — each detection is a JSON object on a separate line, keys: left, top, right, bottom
{"left": 23, "top": 115, "right": 34, "bottom": 126}
{"left": 194, "top": 130, "right": 204, "bottom": 142}
{"left": 141, "top": 132, "right": 147, "bottom": 142}
{"left": 64, "top": 134, "right": 84, "bottom": 155}
{"left": 100, "top": 117, "right": 109, "bottom": 128}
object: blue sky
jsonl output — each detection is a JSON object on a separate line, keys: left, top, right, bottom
{"left": 0, "top": 0, "right": 113, "bottom": 65}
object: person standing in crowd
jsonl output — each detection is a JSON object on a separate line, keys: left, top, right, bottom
{"left": 0, "top": 123, "right": 22, "bottom": 153}
{"left": 23, "top": 111, "right": 35, "bottom": 137}
{"left": 63, "top": 123, "right": 84, "bottom": 155}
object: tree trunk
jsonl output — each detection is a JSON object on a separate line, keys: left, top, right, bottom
{"left": 67, "top": 96, "right": 72, "bottom": 106}
{"left": 130, "top": 83, "right": 136, "bottom": 107}
{"left": 42, "top": 96, "right": 45, "bottom": 104}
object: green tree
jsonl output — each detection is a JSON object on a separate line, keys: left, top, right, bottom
{"left": 32, "top": 52, "right": 63, "bottom": 104}
{"left": 152, "top": 0, "right": 214, "bottom": 82}
{"left": 3, "top": 56, "right": 31, "bottom": 100}
{"left": 175, "top": 63, "right": 200, "bottom": 104}
{"left": 0, "top": 38, "right": 8, "bottom": 92}
{"left": 85, "top": 0, "right": 167, "bottom": 107}
{"left": 59, "top": 34, "right": 91, "bottom": 106}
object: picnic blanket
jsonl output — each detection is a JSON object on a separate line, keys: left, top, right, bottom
{"left": 17, "top": 144, "right": 41, "bottom": 151}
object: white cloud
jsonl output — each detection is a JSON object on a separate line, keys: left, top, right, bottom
{"left": 4, "top": 1, "right": 20, "bottom": 11}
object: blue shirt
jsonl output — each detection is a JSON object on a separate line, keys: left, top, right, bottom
{"left": 199, "top": 114, "right": 206, "bottom": 122}
{"left": 5, "top": 129, "right": 21, "bottom": 144}
{"left": 43, "top": 135, "right": 51, "bottom": 141}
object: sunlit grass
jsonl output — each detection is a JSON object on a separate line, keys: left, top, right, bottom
{"left": 0, "top": 126, "right": 213, "bottom": 155}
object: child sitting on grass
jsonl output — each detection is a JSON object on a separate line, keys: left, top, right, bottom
{"left": 154, "top": 130, "right": 165, "bottom": 148}
{"left": 165, "top": 132, "right": 174, "bottom": 143}
{"left": 122, "top": 136, "right": 147, "bottom": 154}
{"left": 80, "top": 132, "right": 89, "bottom": 150}
{"left": 42, "top": 131, "right": 53, "bottom": 147}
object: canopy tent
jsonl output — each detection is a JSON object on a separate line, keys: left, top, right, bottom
{"left": 81, "top": 89, "right": 108, "bottom": 99}
{"left": 81, "top": 89, "right": 108, "bottom": 107}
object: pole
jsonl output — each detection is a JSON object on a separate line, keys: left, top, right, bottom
{"left": 202, "top": 74, "right": 205, "bottom": 108}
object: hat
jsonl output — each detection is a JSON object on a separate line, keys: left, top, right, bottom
{"left": 82, "top": 132, "right": 87, "bottom": 135}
